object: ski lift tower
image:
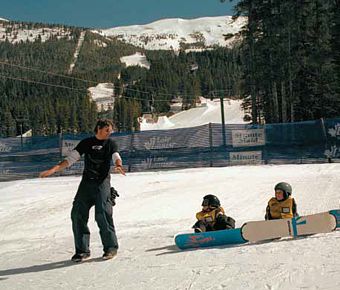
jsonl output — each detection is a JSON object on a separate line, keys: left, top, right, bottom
{"left": 15, "top": 117, "right": 29, "bottom": 149}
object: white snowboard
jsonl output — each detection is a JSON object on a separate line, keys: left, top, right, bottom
{"left": 242, "top": 211, "right": 337, "bottom": 242}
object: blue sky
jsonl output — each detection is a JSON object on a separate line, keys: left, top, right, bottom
{"left": 1, "top": 0, "right": 237, "bottom": 28}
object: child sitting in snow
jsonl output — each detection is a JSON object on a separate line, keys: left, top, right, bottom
{"left": 265, "top": 182, "right": 298, "bottom": 220}
{"left": 193, "top": 194, "right": 235, "bottom": 233}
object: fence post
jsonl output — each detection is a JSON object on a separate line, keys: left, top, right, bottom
{"left": 220, "top": 97, "right": 226, "bottom": 147}
{"left": 58, "top": 128, "right": 63, "bottom": 160}
{"left": 209, "top": 123, "right": 213, "bottom": 167}
{"left": 128, "top": 131, "right": 134, "bottom": 172}
{"left": 320, "top": 118, "right": 331, "bottom": 163}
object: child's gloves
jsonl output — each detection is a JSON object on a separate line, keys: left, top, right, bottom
{"left": 110, "top": 187, "right": 120, "bottom": 206}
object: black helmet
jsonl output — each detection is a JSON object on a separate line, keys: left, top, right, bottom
{"left": 202, "top": 194, "right": 221, "bottom": 208}
{"left": 274, "top": 182, "right": 292, "bottom": 199}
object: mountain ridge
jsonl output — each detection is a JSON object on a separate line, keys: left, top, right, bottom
{"left": 95, "top": 15, "right": 246, "bottom": 50}
{"left": 0, "top": 15, "right": 246, "bottom": 51}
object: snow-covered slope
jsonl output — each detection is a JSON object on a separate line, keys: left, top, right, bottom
{"left": 120, "top": 52, "right": 150, "bottom": 69}
{"left": 88, "top": 83, "right": 115, "bottom": 111}
{"left": 0, "top": 163, "right": 339, "bottom": 289}
{"left": 95, "top": 16, "right": 247, "bottom": 51}
{"left": 140, "top": 99, "right": 246, "bottom": 130}
{"left": 0, "top": 22, "right": 73, "bottom": 44}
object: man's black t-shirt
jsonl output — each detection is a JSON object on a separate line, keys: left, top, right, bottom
{"left": 75, "top": 137, "right": 118, "bottom": 182}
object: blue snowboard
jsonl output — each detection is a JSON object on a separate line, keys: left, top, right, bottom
{"left": 175, "top": 228, "right": 247, "bottom": 250}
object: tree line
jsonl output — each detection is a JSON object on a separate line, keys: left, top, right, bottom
{"left": 224, "top": 0, "right": 340, "bottom": 123}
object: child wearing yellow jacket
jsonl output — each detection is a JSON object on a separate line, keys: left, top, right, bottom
{"left": 193, "top": 194, "right": 235, "bottom": 233}
{"left": 265, "top": 182, "right": 298, "bottom": 220}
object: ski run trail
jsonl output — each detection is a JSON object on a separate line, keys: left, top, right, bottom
{"left": 0, "top": 163, "right": 339, "bottom": 290}
{"left": 68, "top": 31, "right": 86, "bottom": 74}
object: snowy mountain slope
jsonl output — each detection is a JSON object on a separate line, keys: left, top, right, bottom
{"left": 140, "top": 99, "right": 246, "bottom": 130}
{"left": 0, "top": 15, "right": 246, "bottom": 49}
{"left": 0, "top": 21, "right": 74, "bottom": 44}
{"left": 0, "top": 163, "right": 339, "bottom": 289}
{"left": 95, "top": 16, "right": 247, "bottom": 50}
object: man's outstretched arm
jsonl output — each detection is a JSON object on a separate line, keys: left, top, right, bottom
{"left": 39, "top": 150, "right": 80, "bottom": 178}
{"left": 39, "top": 160, "right": 70, "bottom": 178}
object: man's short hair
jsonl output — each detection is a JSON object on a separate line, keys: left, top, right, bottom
{"left": 94, "top": 119, "right": 114, "bottom": 133}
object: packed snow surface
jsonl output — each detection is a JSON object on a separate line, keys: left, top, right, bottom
{"left": 0, "top": 163, "right": 339, "bottom": 289}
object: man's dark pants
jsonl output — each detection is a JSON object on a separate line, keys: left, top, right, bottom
{"left": 71, "top": 176, "right": 118, "bottom": 254}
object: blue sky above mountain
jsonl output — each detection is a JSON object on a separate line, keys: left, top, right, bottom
{"left": 1, "top": 0, "right": 237, "bottom": 28}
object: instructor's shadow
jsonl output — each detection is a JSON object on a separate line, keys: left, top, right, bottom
{"left": 0, "top": 258, "right": 101, "bottom": 277}
{"left": 146, "top": 245, "right": 181, "bottom": 256}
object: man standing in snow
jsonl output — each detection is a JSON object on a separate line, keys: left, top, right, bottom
{"left": 39, "top": 119, "right": 125, "bottom": 262}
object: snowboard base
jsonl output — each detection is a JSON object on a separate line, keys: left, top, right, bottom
{"left": 175, "top": 228, "right": 246, "bottom": 250}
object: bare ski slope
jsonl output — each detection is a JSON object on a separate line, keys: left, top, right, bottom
{"left": 0, "top": 163, "right": 339, "bottom": 289}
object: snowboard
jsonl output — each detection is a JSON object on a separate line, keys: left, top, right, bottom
{"left": 242, "top": 211, "right": 337, "bottom": 242}
{"left": 330, "top": 209, "right": 340, "bottom": 228}
{"left": 175, "top": 228, "right": 247, "bottom": 250}
{"left": 175, "top": 209, "right": 339, "bottom": 250}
